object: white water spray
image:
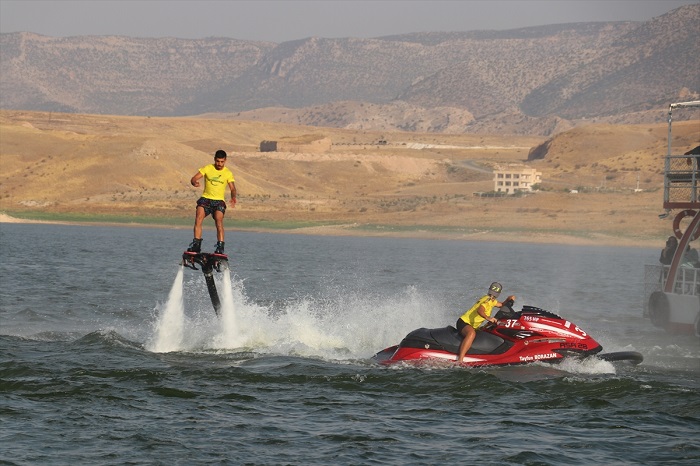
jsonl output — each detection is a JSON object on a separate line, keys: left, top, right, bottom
{"left": 214, "top": 268, "right": 244, "bottom": 348}
{"left": 146, "top": 261, "right": 447, "bottom": 360}
{"left": 148, "top": 265, "right": 185, "bottom": 353}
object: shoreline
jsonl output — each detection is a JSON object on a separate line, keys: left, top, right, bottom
{"left": 0, "top": 212, "right": 662, "bottom": 249}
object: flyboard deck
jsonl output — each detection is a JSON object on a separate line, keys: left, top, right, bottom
{"left": 181, "top": 251, "right": 229, "bottom": 315}
{"left": 181, "top": 251, "right": 229, "bottom": 272}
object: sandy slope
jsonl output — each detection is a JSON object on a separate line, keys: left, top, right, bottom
{"left": 1, "top": 110, "right": 698, "bottom": 248}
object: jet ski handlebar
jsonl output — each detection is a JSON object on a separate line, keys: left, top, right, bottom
{"left": 494, "top": 304, "right": 563, "bottom": 322}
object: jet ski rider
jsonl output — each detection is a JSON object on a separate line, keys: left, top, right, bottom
{"left": 456, "top": 282, "right": 515, "bottom": 362}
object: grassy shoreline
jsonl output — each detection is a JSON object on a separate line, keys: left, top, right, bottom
{"left": 0, "top": 210, "right": 339, "bottom": 230}
{"left": 1, "top": 210, "right": 662, "bottom": 249}
{"left": 2, "top": 210, "right": 192, "bottom": 227}
{"left": 0, "top": 211, "right": 367, "bottom": 237}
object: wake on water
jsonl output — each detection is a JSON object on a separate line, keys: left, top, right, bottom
{"left": 146, "top": 263, "right": 444, "bottom": 360}
{"left": 144, "top": 266, "right": 621, "bottom": 375}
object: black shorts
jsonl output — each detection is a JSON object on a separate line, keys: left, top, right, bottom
{"left": 456, "top": 318, "right": 471, "bottom": 334}
{"left": 196, "top": 197, "right": 226, "bottom": 216}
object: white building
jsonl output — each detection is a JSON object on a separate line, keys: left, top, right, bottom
{"left": 493, "top": 167, "right": 542, "bottom": 194}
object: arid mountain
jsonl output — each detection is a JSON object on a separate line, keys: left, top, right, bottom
{"left": 0, "top": 35, "right": 275, "bottom": 115}
{"left": 519, "top": 5, "right": 700, "bottom": 118}
{"left": 0, "top": 4, "right": 698, "bottom": 135}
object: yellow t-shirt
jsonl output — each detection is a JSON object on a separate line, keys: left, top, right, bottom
{"left": 459, "top": 295, "right": 498, "bottom": 329}
{"left": 199, "top": 164, "right": 234, "bottom": 201}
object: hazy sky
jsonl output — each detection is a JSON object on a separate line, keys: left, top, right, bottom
{"left": 1, "top": 0, "right": 697, "bottom": 43}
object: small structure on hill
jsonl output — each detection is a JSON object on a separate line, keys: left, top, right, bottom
{"left": 260, "top": 135, "right": 331, "bottom": 153}
{"left": 493, "top": 166, "right": 542, "bottom": 194}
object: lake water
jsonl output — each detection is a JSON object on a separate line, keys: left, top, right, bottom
{"left": 1, "top": 223, "right": 698, "bottom": 464}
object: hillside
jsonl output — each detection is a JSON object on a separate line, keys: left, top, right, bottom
{"left": 0, "top": 4, "right": 698, "bottom": 136}
{"left": 1, "top": 110, "right": 698, "bottom": 246}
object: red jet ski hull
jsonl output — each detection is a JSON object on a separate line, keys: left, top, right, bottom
{"left": 373, "top": 306, "right": 635, "bottom": 367}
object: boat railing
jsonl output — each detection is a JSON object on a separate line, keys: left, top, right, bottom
{"left": 664, "top": 155, "right": 699, "bottom": 208}
{"left": 643, "top": 264, "right": 700, "bottom": 316}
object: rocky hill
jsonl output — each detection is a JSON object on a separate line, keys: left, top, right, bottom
{"left": 0, "top": 4, "right": 698, "bottom": 135}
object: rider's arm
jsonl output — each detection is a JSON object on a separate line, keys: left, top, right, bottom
{"left": 191, "top": 171, "right": 203, "bottom": 187}
{"left": 478, "top": 305, "right": 497, "bottom": 324}
{"left": 229, "top": 181, "right": 237, "bottom": 206}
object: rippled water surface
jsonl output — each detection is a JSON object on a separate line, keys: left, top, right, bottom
{"left": 1, "top": 223, "right": 698, "bottom": 465}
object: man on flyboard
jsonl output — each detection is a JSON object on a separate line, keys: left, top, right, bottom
{"left": 186, "top": 150, "right": 237, "bottom": 256}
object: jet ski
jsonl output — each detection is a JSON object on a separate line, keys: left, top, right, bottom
{"left": 373, "top": 303, "right": 643, "bottom": 367}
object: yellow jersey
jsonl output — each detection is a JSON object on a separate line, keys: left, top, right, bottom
{"left": 458, "top": 295, "right": 498, "bottom": 329}
{"left": 199, "top": 164, "right": 234, "bottom": 200}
